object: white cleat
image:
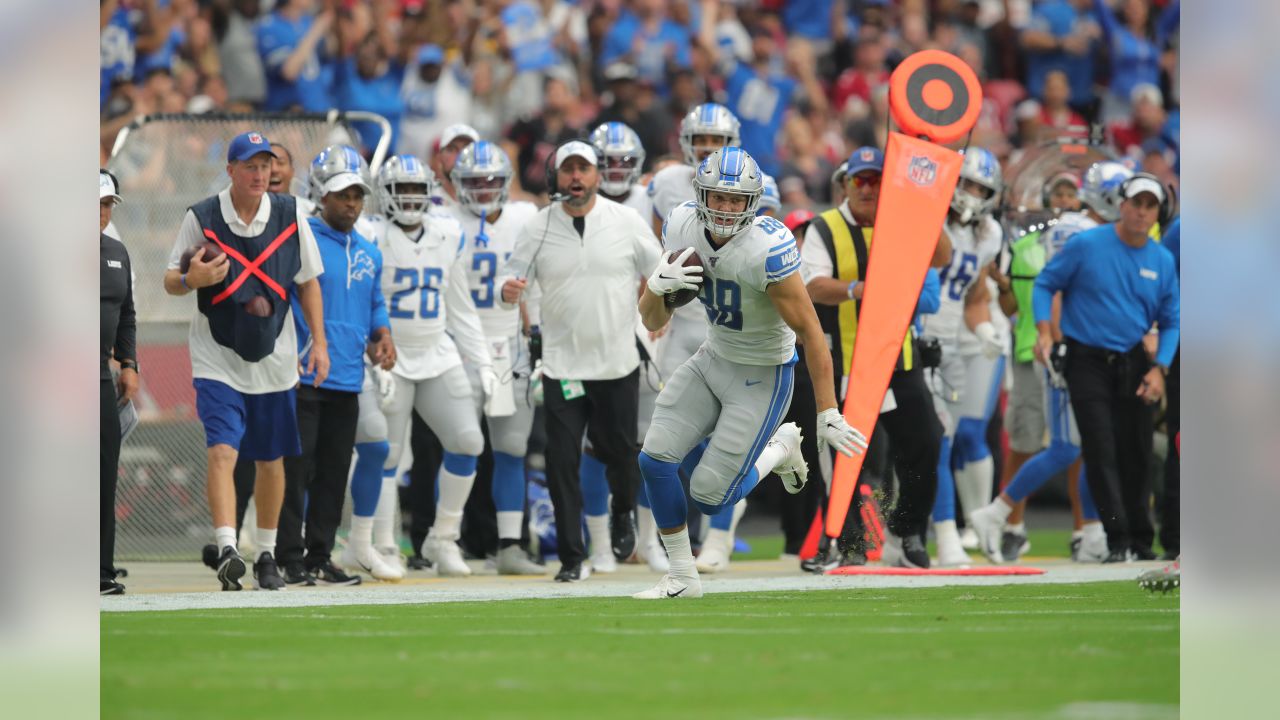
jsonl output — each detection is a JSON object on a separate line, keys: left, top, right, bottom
{"left": 770, "top": 422, "right": 808, "bottom": 493}
{"left": 423, "top": 537, "right": 472, "bottom": 577}
{"left": 637, "top": 540, "right": 670, "bottom": 572}
{"left": 375, "top": 545, "right": 406, "bottom": 573}
{"left": 1075, "top": 523, "right": 1109, "bottom": 563}
{"left": 695, "top": 528, "right": 733, "bottom": 573}
{"left": 934, "top": 519, "right": 973, "bottom": 568}
{"left": 342, "top": 542, "right": 405, "bottom": 582}
{"left": 968, "top": 504, "right": 1006, "bottom": 564}
{"left": 960, "top": 526, "right": 980, "bottom": 551}
{"left": 589, "top": 549, "right": 618, "bottom": 574}
{"left": 632, "top": 572, "right": 703, "bottom": 600}
{"left": 496, "top": 544, "right": 546, "bottom": 575}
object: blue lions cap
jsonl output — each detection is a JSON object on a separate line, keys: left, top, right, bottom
{"left": 227, "top": 131, "right": 277, "bottom": 163}
{"left": 845, "top": 146, "right": 884, "bottom": 177}
{"left": 417, "top": 44, "right": 445, "bottom": 66}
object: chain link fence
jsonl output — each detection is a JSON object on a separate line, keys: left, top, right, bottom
{"left": 107, "top": 112, "right": 389, "bottom": 560}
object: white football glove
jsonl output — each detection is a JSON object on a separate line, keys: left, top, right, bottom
{"left": 372, "top": 366, "right": 396, "bottom": 412}
{"left": 816, "top": 408, "right": 869, "bottom": 458}
{"left": 647, "top": 247, "right": 703, "bottom": 296}
{"left": 479, "top": 365, "right": 499, "bottom": 399}
{"left": 974, "top": 321, "right": 1006, "bottom": 360}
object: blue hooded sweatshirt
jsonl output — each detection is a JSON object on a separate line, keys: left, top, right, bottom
{"left": 294, "top": 215, "right": 389, "bottom": 392}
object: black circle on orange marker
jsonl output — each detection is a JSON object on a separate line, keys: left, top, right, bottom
{"left": 904, "top": 64, "right": 969, "bottom": 128}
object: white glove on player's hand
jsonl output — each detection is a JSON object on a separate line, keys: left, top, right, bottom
{"left": 816, "top": 408, "right": 868, "bottom": 458}
{"left": 647, "top": 247, "right": 703, "bottom": 296}
{"left": 373, "top": 366, "right": 396, "bottom": 412}
{"left": 479, "top": 366, "right": 499, "bottom": 399}
{"left": 974, "top": 321, "right": 1006, "bottom": 360}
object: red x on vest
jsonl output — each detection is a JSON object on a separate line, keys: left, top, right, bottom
{"left": 202, "top": 223, "right": 297, "bottom": 305}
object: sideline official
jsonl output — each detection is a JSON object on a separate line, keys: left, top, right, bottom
{"left": 498, "top": 141, "right": 660, "bottom": 582}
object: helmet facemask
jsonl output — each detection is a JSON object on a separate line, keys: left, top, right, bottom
{"left": 383, "top": 181, "right": 430, "bottom": 226}
{"left": 457, "top": 174, "right": 509, "bottom": 216}
{"left": 599, "top": 154, "right": 640, "bottom": 196}
{"left": 696, "top": 186, "right": 760, "bottom": 239}
{"left": 951, "top": 178, "right": 997, "bottom": 225}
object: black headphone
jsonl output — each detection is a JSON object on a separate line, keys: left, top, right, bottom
{"left": 544, "top": 142, "right": 570, "bottom": 202}
{"left": 1119, "top": 171, "right": 1177, "bottom": 226}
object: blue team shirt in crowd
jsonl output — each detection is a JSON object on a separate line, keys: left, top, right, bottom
{"left": 1024, "top": 0, "right": 1097, "bottom": 106}
{"left": 335, "top": 59, "right": 406, "bottom": 151}
{"left": 100, "top": 6, "right": 136, "bottom": 105}
{"left": 258, "top": 12, "right": 333, "bottom": 112}
{"left": 601, "top": 11, "right": 691, "bottom": 94}
{"left": 1093, "top": 0, "right": 1160, "bottom": 103}
{"left": 1034, "top": 224, "right": 1180, "bottom": 367}
{"left": 501, "top": 1, "right": 559, "bottom": 72}
{"left": 782, "top": 0, "right": 834, "bottom": 41}
{"left": 725, "top": 62, "right": 795, "bottom": 177}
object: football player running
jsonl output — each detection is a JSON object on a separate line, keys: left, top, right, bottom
{"left": 634, "top": 147, "right": 867, "bottom": 599}
{"left": 450, "top": 140, "right": 546, "bottom": 574}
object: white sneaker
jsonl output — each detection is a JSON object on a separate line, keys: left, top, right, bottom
{"left": 342, "top": 542, "right": 405, "bottom": 582}
{"left": 496, "top": 544, "right": 546, "bottom": 575}
{"left": 589, "top": 548, "right": 618, "bottom": 574}
{"left": 770, "top": 422, "right": 808, "bottom": 493}
{"left": 934, "top": 519, "right": 973, "bottom": 567}
{"left": 423, "top": 537, "right": 472, "bottom": 577}
{"left": 637, "top": 539, "right": 670, "bottom": 572}
{"left": 968, "top": 504, "right": 1006, "bottom": 564}
{"left": 375, "top": 545, "right": 405, "bottom": 572}
{"left": 1075, "top": 523, "right": 1109, "bottom": 563}
{"left": 633, "top": 572, "right": 703, "bottom": 599}
{"left": 695, "top": 528, "right": 733, "bottom": 573}
{"left": 959, "top": 526, "right": 980, "bottom": 551}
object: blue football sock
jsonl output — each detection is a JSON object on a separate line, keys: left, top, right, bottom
{"left": 492, "top": 451, "right": 526, "bottom": 513}
{"left": 1079, "top": 464, "right": 1099, "bottom": 521}
{"left": 638, "top": 452, "right": 688, "bottom": 530}
{"left": 579, "top": 453, "right": 610, "bottom": 517}
{"left": 932, "top": 436, "right": 956, "bottom": 522}
{"left": 350, "top": 441, "right": 390, "bottom": 517}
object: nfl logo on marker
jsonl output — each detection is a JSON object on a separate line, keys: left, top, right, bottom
{"left": 907, "top": 155, "right": 937, "bottom": 186}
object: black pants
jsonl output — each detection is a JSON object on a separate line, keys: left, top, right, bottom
{"left": 279, "top": 385, "right": 359, "bottom": 568}
{"left": 543, "top": 369, "right": 640, "bottom": 568}
{"left": 870, "top": 366, "right": 943, "bottom": 539}
{"left": 1159, "top": 350, "right": 1179, "bottom": 555}
{"left": 779, "top": 355, "right": 824, "bottom": 555}
{"left": 406, "top": 410, "right": 443, "bottom": 554}
{"left": 1066, "top": 339, "right": 1156, "bottom": 554}
{"left": 101, "top": 378, "right": 121, "bottom": 582}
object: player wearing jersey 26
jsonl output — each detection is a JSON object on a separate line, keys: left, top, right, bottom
{"left": 451, "top": 141, "right": 545, "bottom": 575}
{"left": 635, "top": 148, "right": 867, "bottom": 600}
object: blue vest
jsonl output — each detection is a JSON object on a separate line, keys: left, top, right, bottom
{"left": 189, "top": 193, "right": 302, "bottom": 362}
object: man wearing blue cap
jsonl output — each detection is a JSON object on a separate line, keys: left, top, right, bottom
{"left": 163, "top": 130, "right": 329, "bottom": 591}
{"left": 800, "top": 146, "right": 950, "bottom": 569}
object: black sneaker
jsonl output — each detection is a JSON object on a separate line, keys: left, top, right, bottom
{"left": 1132, "top": 546, "right": 1158, "bottom": 561}
{"left": 215, "top": 546, "right": 246, "bottom": 591}
{"left": 611, "top": 510, "right": 636, "bottom": 561}
{"left": 1001, "top": 530, "right": 1029, "bottom": 562}
{"left": 311, "top": 560, "right": 361, "bottom": 586}
{"left": 282, "top": 562, "right": 315, "bottom": 586}
{"left": 407, "top": 553, "right": 433, "bottom": 571}
{"left": 252, "top": 552, "right": 286, "bottom": 590}
{"left": 901, "top": 534, "right": 931, "bottom": 569}
{"left": 1103, "top": 549, "right": 1134, "bottom": 564}
{"left": 554, "top": 562, "right": 590, "bottom": 583}
{"left": 100, "top": 580, "right": 126, "bottom": 596}
{"left": 801, "top": 547, "right": 839, "bottom": 574}
{"left": 201, "top": 543, "right": 220, "bottom": 570}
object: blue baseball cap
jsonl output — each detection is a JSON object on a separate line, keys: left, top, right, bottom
{"left": 227, "top": 131, "right": 277, "bottom": 163}
{"left": 417, "top": 44, "right": 445, "bottom": 66}
{"left": 845, "top": 146, "right": 884, "bottom": 177}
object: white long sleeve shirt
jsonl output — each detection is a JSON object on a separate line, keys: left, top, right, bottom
{"left": 498, "top": 196, "right": 659, "bottom": 381}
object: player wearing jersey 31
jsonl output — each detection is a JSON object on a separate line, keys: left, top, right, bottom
{"left": 635, "top": 148, "right": 867, "bottom": 600}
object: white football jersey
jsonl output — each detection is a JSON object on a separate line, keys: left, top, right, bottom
{"left": 374, "top": 214, "right": 490, "bottom": 380}
{"left": 662, "top": 202, "right": 799, "bottom": 366}
{"left": 455, "top": 200, "right": 539, "bottom": 341}
{"left": 619, "top": 184, "right": 652, "bottom": 222}
{"left": 923, "top": 215, "right": 1003, "bottom": 344}
{"left": 1040, "top": 211, "right": 1098, "bottom": 262}
{"left": 649, "top": 164, "right": 695, "bottom": 226}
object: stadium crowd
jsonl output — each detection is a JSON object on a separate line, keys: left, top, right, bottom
{"left": 100, "top": 0, "right": 1181, "bottom": 593}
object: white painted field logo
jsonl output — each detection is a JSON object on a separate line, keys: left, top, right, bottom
{"left": 907, "top": 155, "right": 937, "bottom": 187}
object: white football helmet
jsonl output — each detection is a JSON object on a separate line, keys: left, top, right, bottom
{"left": 757, "top": 173, "right": 781, "bottom": 216}
{"left": 950, "top": 147, "right": 1003, "bottom": 224}
{"left": 450, "top": 140, "right": 513, "bottom": 217}
{"left": 693, "top": 147, "right": 763, "bottom": 239}
{"left": 678, "top": 103, "right": 741, "bottom": 166}
{"left": 309, "top": 145, "right": 370, "bottom": 204}
{"left": 1080, "top": 161, "right": 1134, "bottom": 222}
{"left": 589, "top": 122, "right": 646, "bottom": 196}
{"left": 376, "top": 154, "right": 434, "bottom": 226}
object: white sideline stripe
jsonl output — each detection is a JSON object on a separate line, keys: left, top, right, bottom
{"left": 100, "top": 565, "right": 1157, "bottom": 614}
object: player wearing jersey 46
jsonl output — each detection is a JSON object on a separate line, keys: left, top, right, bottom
{"left": 635, "top": 147, "right": 867, "bottom": 600}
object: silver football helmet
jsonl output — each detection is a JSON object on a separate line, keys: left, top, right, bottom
{"left": 950, "top": 147, "right": 1003, "bottom": 224}
{"left": 376, "top": 154, "right": 434, "bottom": 226}
{"left": 758, "top": 173, "right": 781, "bottom": 216}
{"left": 309, "top": 145, "right": 370, "bottom": 204}
{"left": 450, "top": 140, "right": 513, "bottom": 217}
{"left": 678, "top": 103, "right": 741, "bottom": 167}
{"left": 1080, "top": 160, "right": 1134, "bottom": 222}
{"left": 589, "top": 122, "right": 646, "bottom": 196}
{"left": 693, "top": 147, "right": 763, "bottom": 239}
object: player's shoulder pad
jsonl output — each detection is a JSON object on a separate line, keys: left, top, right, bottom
{"left": 507, "top": 200, "right": 540, "bottom": 222}
{"left": 756, "top": 216, "right": 800, "bottom": 283}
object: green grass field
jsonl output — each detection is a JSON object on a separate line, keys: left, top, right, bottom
{"left": 102, "top": 581, "right": 1177, "bottom": 720}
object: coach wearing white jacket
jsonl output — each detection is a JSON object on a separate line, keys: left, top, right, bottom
{"left": 500, "top": 141, "right": 660, "bottom": 582}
